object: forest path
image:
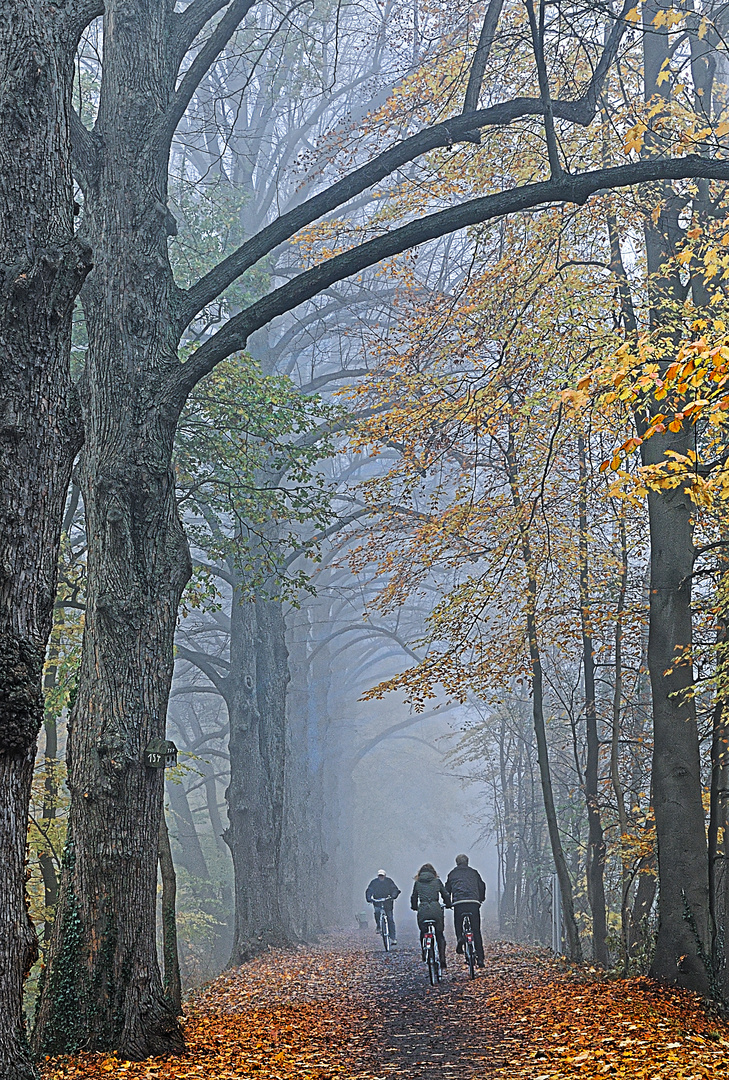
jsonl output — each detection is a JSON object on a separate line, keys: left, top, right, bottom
{"left": 44, "top": 931, "right": 729, "bottom": 1079}
{"left": 356, "top": 928, "right": 548, "bottom": 1077}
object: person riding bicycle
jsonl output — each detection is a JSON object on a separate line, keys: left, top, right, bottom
{"left": 365, "top": 869, "right": 400, "bottom": 945}
{"left": 444, "top": 853, "right": 486, "bottom": 968}
{"left": 410, "top": 863, "right": 450, "bottom": 972}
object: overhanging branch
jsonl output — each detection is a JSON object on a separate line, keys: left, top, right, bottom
{"left": 169, "top": 154, "right": 729, "bottom": 406}
{"left": 177, "top": 0, "right": 632, "bottom": 330}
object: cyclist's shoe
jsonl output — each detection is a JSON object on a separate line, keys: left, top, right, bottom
{"left": 441, "top": 964, "right": 447, "bottom": 973}
{"left": 390, "top": 940, "right": 398, "bottom": 946}
{"left": 476, "top": 959, "right": 485, "bottom": 968}
{"left": 456, "top": 943, "right": 464, "bottom": 954}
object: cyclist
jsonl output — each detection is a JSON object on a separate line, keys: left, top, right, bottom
{"left": 365, "top": 869, "right": 401, "bottom": 945}
{"left": 444, "top": 853, "right": 486, "bottom": 968}
{"left": 410, "top": 863, "right": 450, "bottom": 972}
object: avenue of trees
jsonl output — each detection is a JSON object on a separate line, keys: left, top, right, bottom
{"left": 5, "top": 0, "right": 729, "bottom": 1076}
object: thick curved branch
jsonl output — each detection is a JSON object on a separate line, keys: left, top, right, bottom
{"left": 66, "top": 0, "right": 104, "bottom": 39}
{"left": 283, "top": 510, "right": 370, "bottom": 569}
{"left": 170, "top": 153, "right": 729, "bottom": 406}
{"left": 298, "top": 368, "right": 371, "bottom": 394}
{"left": 462, "top": 0, "right": 505, "bottom": 118}
{"left": 171, "top": 0, "right": 232, "bottom": 64}
{"left": 176, "top": 2, "right": 631, "bottom": 331}
{"left": 175, "top": 645, "right": 230, "bottom": 696}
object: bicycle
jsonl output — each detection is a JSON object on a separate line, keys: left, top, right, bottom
{"left": 461, "top": 912, "right": 476, "bottom": 979}
{"left": 371, "top": 896, "right": 393, "bottom": 952}
{"left": 421, "top": 919, "right": 441, "bottom": 984}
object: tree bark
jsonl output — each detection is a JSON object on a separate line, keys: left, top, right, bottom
{"left": 0, "top": 3, "right": 90, "bottom": 1075}
{"left": 39, "top": 653, "right": 61, "bottom": 959}
{"left": 641, "top": 432, "right": 709, "bottom": 988}
{"left": 33, "top": 0, "right": 189, "bottom": 1057}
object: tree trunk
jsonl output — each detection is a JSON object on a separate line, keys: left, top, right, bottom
{"left": 642, "top": 432, "right": 709, "bottom": 989}
{"left": 166, "top": 778, "right": 210, "bottom": 881}
{"left": 0, "top": 4, "right": 90, "bottom": 1075}
{"left": 279, "top": 606, "right": 331, "bottom": 942}
{"left": 225, "top": 589, "right": 289, "bottom": 962}
{"left": 609, "top": 516, "right": 634, "bottom": 966}
{"left": 33, "top": 0, "right": 189, "bottom": 1057}
{"left": 158, "top": 815, "right": 182, "bottom": 1016}
{"left": 39, "top": 707, "right": 60, "bottom": 956}
{"left": 638, "top": 0, "right": 711, "bottom": 992}
{"left": 506, "top": 442, "right": 583, "bottom": 961}
{"left": 708, "top": 589, "right": 729, "bottom": 993}
{"left": 577, "top": 435, "right": 608, "bottom": 965}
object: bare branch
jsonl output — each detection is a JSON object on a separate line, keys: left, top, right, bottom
{"left": 298, "top": 369, "right": 371, "bottom": 394}
{"left": 526, "top": 0, "right": 562, "bottom": 177}
{"left": 175, "top": 645, "right": 230, "bottom": 696}
{"left": 157, "top": 0, "right": 257, "bottom": 151}
{"left": 351, "top": 705, "right": 458, "bottom": 768}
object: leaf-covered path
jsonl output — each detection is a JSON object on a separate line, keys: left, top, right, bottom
{"left": 42, "top": 932, "right": 729, "bottom": 1079}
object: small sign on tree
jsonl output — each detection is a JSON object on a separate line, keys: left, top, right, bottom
{"left": 144, "top": 738, "right": 178, "bottom": 769}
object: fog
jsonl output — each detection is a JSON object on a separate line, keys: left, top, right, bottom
{"left": 347, "top": 691, "right": 495, "bottom": 920}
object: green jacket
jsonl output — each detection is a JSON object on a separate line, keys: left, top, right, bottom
{"left": 410, "top": 868, "right": 449, "bottom": 924}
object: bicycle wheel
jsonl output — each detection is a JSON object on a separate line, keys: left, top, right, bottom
{"left": 466, "top": 939, "right": 476, "bottom": 979}
{"left": 427, "top": 942, "right": 440, "bottom": 985}
{"left": 381, "top": 912, "right": 391, "bottom": 952}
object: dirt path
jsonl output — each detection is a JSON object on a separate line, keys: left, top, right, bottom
{"left": 43, "top": 929, "right": 729, "bottom": 1079}
{"left": 356, "top": 927, "right": 550, "bottom": 1077}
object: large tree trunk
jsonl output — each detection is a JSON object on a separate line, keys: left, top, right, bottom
{"left": 613, "top": 0, "right": 712, "bottom": 991}
{"left": 641, "top": 352, "right": 710, "bottom": 993}
{"left": 225, "top": 589, "right": 289, "bottom": 962}
{"left": 33, "top": 0, "right": 190, "bottom": 1058}
{"left": 0, "top": 5, "right": 90, "bottom": 1076}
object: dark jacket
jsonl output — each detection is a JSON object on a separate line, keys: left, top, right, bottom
{"left": 444, "top": 864, "right": 486, "bottom": 905}
{"left": 366, "top": 876, "right": 400, "bottom": 903}
{"left": 410, "top": 868, "right": 449, "bottom": 924}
